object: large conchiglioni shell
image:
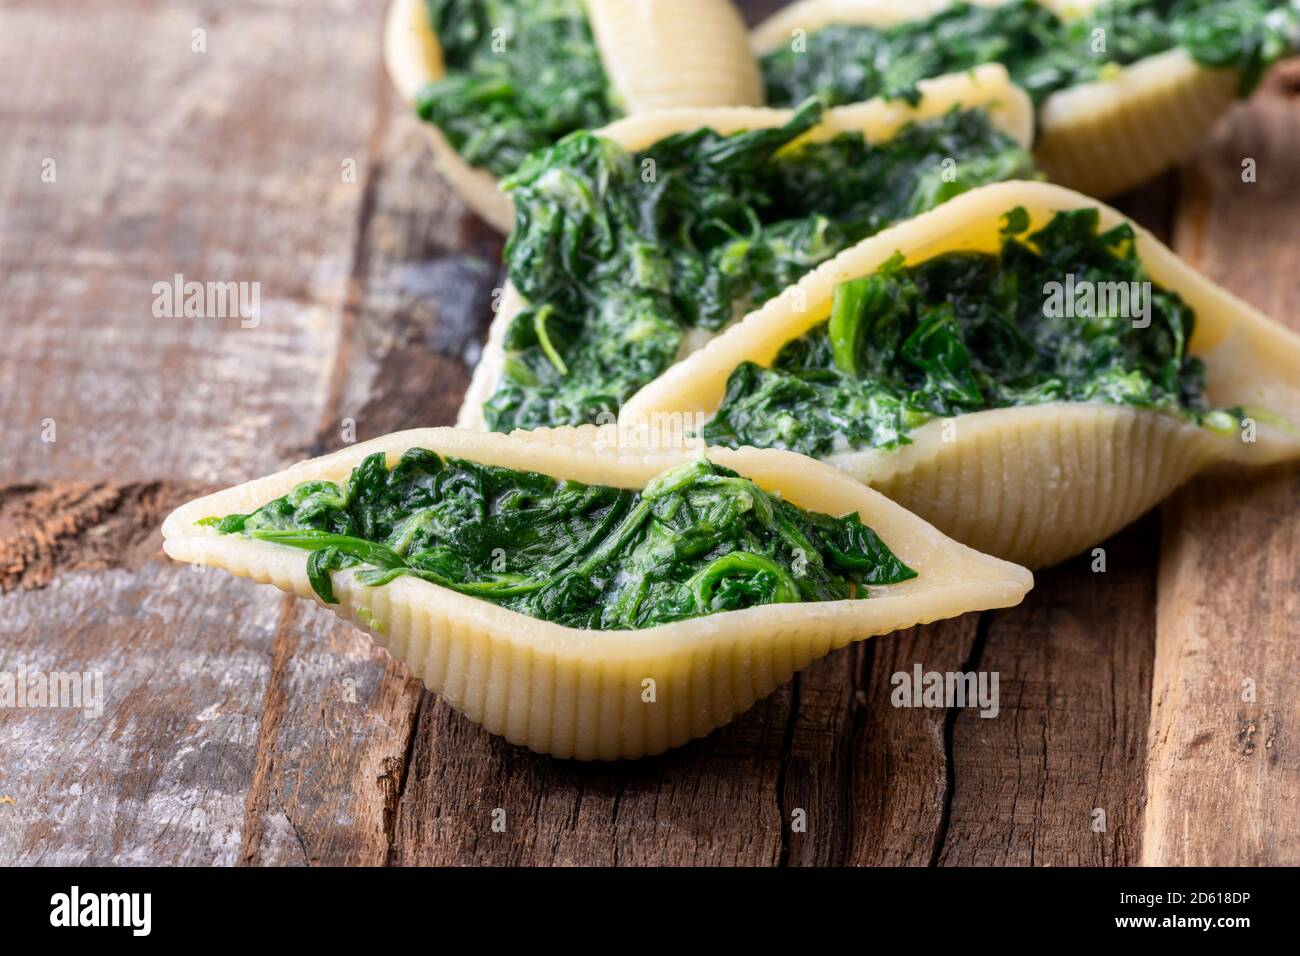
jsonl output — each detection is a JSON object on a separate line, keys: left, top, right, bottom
{"left": 162, "top": 427, "right": 1031, "bottom": 759}
{"left": 457, "top": 64, "right": 1035, "bottom": 429}
{"left": 384, "top": 0, "right": 762, "bottom": 232}
{"left": 620, "top": 180, "right": 1300, "bottom": 570}
{"left": 1032, "top": 48, "right": 1238, "bottom": 198}
{"left": 751, "top": 0, "right": 1245, "bottom": 197}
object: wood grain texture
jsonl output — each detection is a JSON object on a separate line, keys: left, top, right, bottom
{"left": 0, "top": 555, "right": 279, "bottom": 864}
{"left": 1145, "top": 71, "right": 1300, "bottom": 866}
{"left": 939, "top": 523, "right": 1156, "bottom": 866}
{"left": 236, "top": 597, "right": 425, "bottom": 866}
{"left": 0, "top": 481, "right": 210, "bottom": 592}
{"left": 0, "top": 0, "right": 420, "bottom": 866}
{"left": 0, "top": 0, "right": 375, "bottom": 484}
{"left": 390, "top": 691, "right": 790, "bottom": 866}
{"left": 782, "top": 620, "right": 979, "bottom": 867}
{"left": 235, "top": 71, "right": 500, "bottom": 866}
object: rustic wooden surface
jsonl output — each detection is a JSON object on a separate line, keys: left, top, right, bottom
{"left": 1143, "top": 80, "right": 1300, "bottom": 865}
{"left": 0, "top": 0, "right": 1296, "bottom": 866}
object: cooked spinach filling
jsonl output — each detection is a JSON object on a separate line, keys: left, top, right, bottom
{"left": 415, "top": 0, "right": 618, "bottom": 179}
{"left": 486, "top": 102, "right": 1037, "bottom": 432}
{"left": 702, "top": 207, "right": 1240, "bottom": 457}
{"left": 762, "top": 0, "right": 1299, "bottom": 109}
{"left": 204, "top": 451, "right": 917, "bottom": 630}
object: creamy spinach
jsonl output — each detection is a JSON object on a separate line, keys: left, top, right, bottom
{"left": 486, "top": 102, "right": 1037, "bottom": 432}
{"left": 702, "top": 207, "right": 1240, "bottom": 457}
{"left": 204, "top": 451, "right": 917, "bottom": 630}
{"left": 762, "top": 0, "right": 1299, "bottom": 109}
{"left": 415, "top": 0, "right": 618, "bottom": 179}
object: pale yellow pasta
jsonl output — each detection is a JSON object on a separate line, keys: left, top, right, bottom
{"left": 457, "top": 64, "right": 1034, "bottom": 429}
{"left": 163, "top": 426, "right": 1032, "bottom": 759}
{"left": 621, "top": 180, "right": 1300, "bottom": 569}
{"left": 384, "top": 0, "right": 762, "bottom": 231}
{"left": 751, "top": 0, "right": 1243, "bottom": 197}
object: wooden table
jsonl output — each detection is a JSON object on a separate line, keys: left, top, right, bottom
{"left": 1, "top": 0, "right": 1296, "bottom": 866}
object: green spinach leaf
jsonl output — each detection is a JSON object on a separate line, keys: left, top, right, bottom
{"left": 415, "top": 0, "right": 618, "bottom": 179}
{"left": 487, "top": 102, "right": 1037, "bottom": 431}
{"left": 208, "top": 450, "right": 917, "bottom": 629}
{"left": 702, "top": 207, "right": 1238, "bottom": 457}
{"left": 761, "top": 0, "right": 1300, "bottom": 109}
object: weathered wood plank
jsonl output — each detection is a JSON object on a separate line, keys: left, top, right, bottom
{"left": 0, "top": 479, "right": 289, "bottom": 865}
{"left": 0, "top": 0, "right": 413, "bottom": 866}
{"left": 1146, "top": 70, "right": 1300, "bottom": 866}
{"left": 0, "top": 0, "right": 376, "bottom": 484}
{"left": 939, "top": 523, "right": 1156, "bottom": 866}
{"left": 1149, "top": 471, "right": 1300, "bottom": 865}
{"left": 781, "top": 619, "right": 980, "bottom": 867}
{"left": 0, "top": 527, "right": 277, "bottom": 864}
{"left": 0, "top": 480, "right": 210, "bottom": 593}
{"left": 305, "top": 88, "right": 503, "bottom": 452}
{"left": 390, "top": 691, "right": 790, "bottom": 866}
{"left": 235, "top": 74, "right": 499, "bottom": 865}
{"left": 236, "top": 597, "right": 425, "bottom": 866}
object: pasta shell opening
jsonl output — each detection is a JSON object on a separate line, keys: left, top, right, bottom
{"left": 620, "top": 180, "right": 1300, "bottom": 567}
{"left": 162, "top": 426, "right": 1031, "bottom": 758}
{"left": 383, "top": 0, "right": 762, "bottom": 232}
{"left": 458, "top": 65, "right": 1035, "bottom": 429}
{"left": 750, "top": 0, "right": 1256, "bottom": 196}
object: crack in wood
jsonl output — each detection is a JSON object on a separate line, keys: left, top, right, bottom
{"left": 836, "top": 639, "right": 875, "bottom": 866}
{"left": 311, "top": 49, "right": 395, "bottom": 459}
{"left": 383, "top": 692, "right": 425, "bottom": 865}
{"left": 238, "top": 597, "right": 304, "bottom": 867}
{"left": 929, "top": 612, "right": 992, "bottom": 866}
{"left": 0, "top": 480, "right": 213, "bottom": 592}
{"left": 775, "top": 674, "right": 801, "bottom": 867}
